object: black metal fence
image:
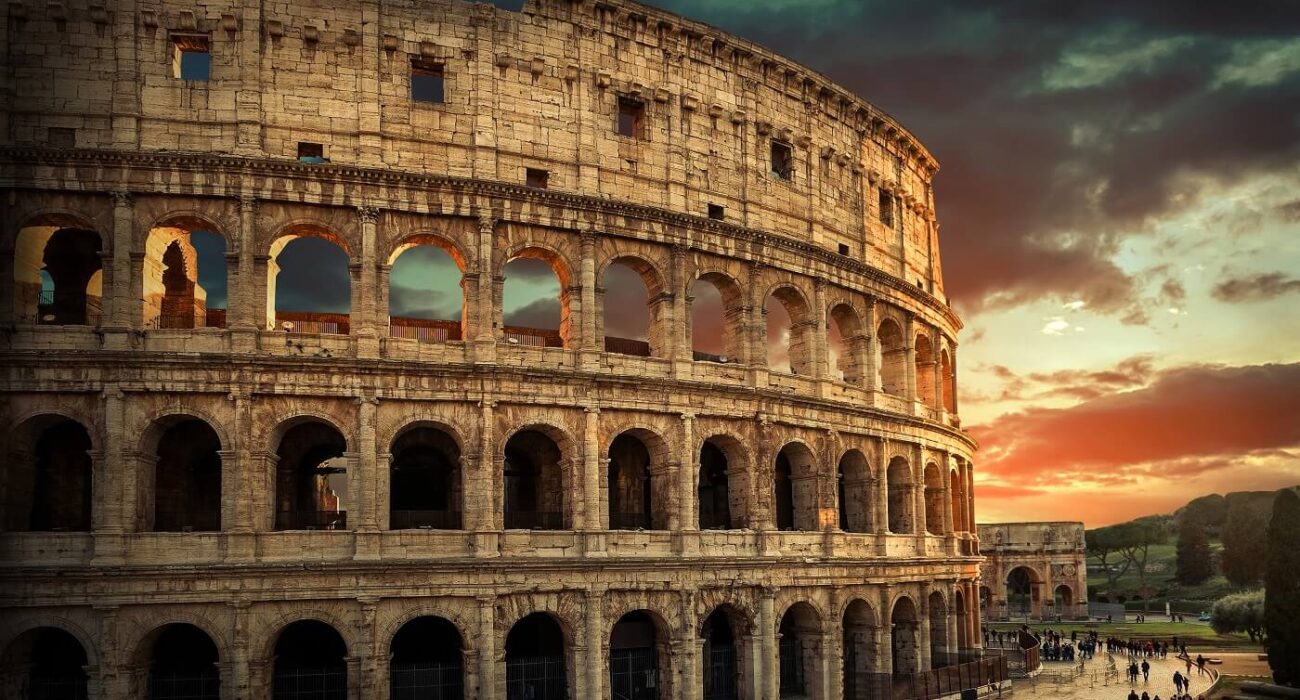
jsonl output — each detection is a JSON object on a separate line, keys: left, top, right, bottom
{"left": 390, "top": 660, "right": 464, "bottom": 700}
{"left": 389, "top": 510, "right": 462, "bottom": 530}
{"left": 604, "top": 336, "right": 651, "bottom": 357}
{"left": 703, "top": 646, "right": 738, "bottom": 700}
{"left": 149, "top": 670, "right": 221, "bottom": 700}
{"left": 779, "top": 637, "right": 805, "bottom": 696}
{"left": 154, "top": 510, "right": 221, "bottom": 533}
{"left": 28, "top": 672, "right": 89, "bottom": 700}
{"left": 275, "top": 510, "right": 348, "bottom": 531}
{"left": 844, "top": 652, "right": 1008, "bottom": 700}
{"left": 505, "top": 655, "right": 567, "bottom": 700}
{"left": 609, "top": 647, "right": 658, "bottom": 700}
{"left": 503, "top": 510, "right": 566, "bottom": 530}
{"left": 608, "top": 511, "right": 652, "bottom": 530}
{"left": 271, "top": 666, "right": 347, "bottom": 700}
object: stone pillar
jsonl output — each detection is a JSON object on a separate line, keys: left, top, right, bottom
{"left": 357, "top": 598, "right": 379, "bottom": 699}
{"left": 582, "top": 406, "right": 601, "bottom": 532}
{"left": 228, "top": 602, "right": 251, "bottom": 700}
{"left": 353, "top": 207, "right": 380, "bottom": 357}
{"left": 671, "top": 244, "right": 692, "bottom": 370}
{"left": 96, "top": 605, "right": 125, "bottom": 700}
{"left": 472, "top": 399, "right": 499, "bottom": 554}
{"left": 918, "top": 595, "right": 933, "bottom": 671}
{"left": 760, "top": 589, "right": 778, "bottom": 700}
{"left": 966, "top": 463, "right": 977, "bottom": 540}
{"left": 747, "top": 261, "right": 767, "bottom": 378}
{"left": 106, "top": 191, "right": 134, "bottom": 338}
{"left": 356, "top": 0, "right": 382, "bottom": 165}
{"left": 877, "top": 586, "right": 894, "bottom": 674}
{"left": 679, "top": 590, "right": 700, "bottom": 700}
{"left": 948, "top": 584, "right": 961, "bottom": 656}
{"left": 354, "top": 396, "right": 380, "bottom": 559}
{"left": 904, "top": 313, "right": 918, "bottom": 404}
{"left": 232, "top": 197, "right": 259, "bottom": 351}
{"left": 812, "top": 277, "right": 828, "bottom": 381}
{"left": 586, "top": 588, "right": 605, "bottom": 700}
{"left": 93, "top": 387, "right": 127, "bottom": 564}
{"left": 873, "top": 440, "right": 889, "bottom": 537}
{"left": 478, "top": 597, "right": 498, "bottom": 700}
{"left": 579, "top": 231, "right": 599, "bottom": 361}
{"left": 472, "top": 215, "right": 498, "bottom": 362}
{"left": 864, "top": 296, "right": 880, "bottom": 392}
{"left": 824, "top": 590, "right": 844, "bottom": 700}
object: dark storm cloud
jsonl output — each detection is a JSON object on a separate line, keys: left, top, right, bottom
{"left": 274, "top": 237, "right": 351, "bottom": 313}
{"left": 389, "top": 281, "right": 457, "bottom": 319}
{"left": 1211, "top": 271, "right": 1300, "bottom": 303}
{"left": 647, "top": 0, "right": 1300, "bottom": 315}
{"left": 505, "top": 297, "right": 561, "bottom": 328}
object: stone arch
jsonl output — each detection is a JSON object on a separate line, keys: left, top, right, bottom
{"left": 266, "top": 412, "right": 355, "bottom": 454}
{"left": 940, "top": 347, "right": 956, "bottom": 413}
{"left": 501, "top": 243, "right": 575, "bottom": 349}
{"left": 954, "top": 589, "right": 970, "bottom": 650}
{"left": 1053, "top": 583, "right": 1074, "bottom": 610}
{"left": 606, "top": 426, "right": 672, "bottom": 530}
{"left": 0, "top": 614, "right": 101, "bottom": 668}
{"left": 131, "top": 622, "right": 223, "bottom": 699}
{"left": 599, "top": 253, "right": 668, "bottom": 358}
{"left": 777, "top": 601, "right": 824, "bottom": 699}
{"left": 267, "top": 223, "right": 353, "bottom": 334}
{"left": 886, "top": 456, "right": 914, "bottom": 534}
{"left": 889, "top": 595, "right": 920, "bottom": 674}
{"left": 924, "top": 461, "right": 945, "bottom": 535}
{"left": 267, "top": 617, "right": 350, "bottom": 700}
{"left": 1, "top": 413, "right": 94, "bottom": 532}
{"left": 502, "top": 423, "right": 577, "bottom": 530}
{"left": 763, "top": 282, "right": 814, "bottom": 375}
{"left": 0, "top": 625, "right": 93, "bottom": 700}
{"left": 1006, "top": 566, "right": 1045, "bottom": 619}
{"left": 256, "top": 608, "right": 357, "bottom": 665}
{"left": 389, "top": 421, "right": 463, "bottom": 530}
{"left": 877, "top": 317, "right": 906, "bottom": 396}
{"left": 12, "top": 214, "right": 104, "bottom": 325}
{"left": 269, "top": 416, "right": 351, "bottom": 531}
{"left": 774, "top": 441, "right": 819, "bottom": 531}
{"left": 139, "top": 413, "right": 224, "bottom": 532}
{"left": 827, "top": 301, "right": 866, "bottom": 385}
{"left": 915, "top": 331, "right": 936, "bottom": 406}
{"left": 700, "top": 603, "right": 750, "bottom": 700}
{"left": 841, "top": 598, "right": 879, "bottom": 699}
{"left": 378, "top": 603, "right": 477, "bottom": 656}
{"left": 389, "top": 614, "right": 466, "bottom": 700}
{"left": 142, "top": 213, "right": 229, "bottom": 329}
{"left": 503, "top": 610, "right": 575, "bottom": 700}
{"left": 699, "top": 433, "right": 751, "bottom": 530}
{"left": 386, "top": 232, "right": 468, "bottom": 344}
{"left": 928, "top": 590, "right": 951, "bottom": 667}
{"left": 608, "top": 608, "right": 673, "bottom": 700}
{"left": 689, "top": 269, "right": 747, "bottom": 363}
{"left": 837, "top": 448, "right": 872, "bottom": 533}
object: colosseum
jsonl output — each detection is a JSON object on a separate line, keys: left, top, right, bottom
{"left": 0, "top": 0, "right": 985, "bottom": 698}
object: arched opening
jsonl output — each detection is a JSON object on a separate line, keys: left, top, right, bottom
{"left": 842, "top": 600, "right": 877, "bottom": 700}
{"left": 915, "top": 333, "right": 936, "bottom": 406}
{"left": 702, "top": 607, "right": 741, "bottom": 700}
{"left": 502, "top": 249, "right": 569, "bottom": 348}
{"left": 948, "top": 469, "right": 964, "bottom": 534}
{"left": 828, "top": 304, "right": 865, "bottom": 385}
{"left": 778, "top": 603, "right": 822, "bottom": 699}
{"left": 273, "top": 421, "right": 348, "bottom": 531}
{"left": 505, "top": 613, "right": 567, "bottom": 700}
{"left": 151, "top": 418, "right": 222, "bottom": 532}
{"left": 940, "top": 349, "right": 955, "bottom": 413}
{"left": 890, "top": 597, "right": 919, "bottom": 675}
{"left": 928, "top": 592, "right": 950, "bottom": 668}
{"left": 886, "top": 457, "right": 913, "bottom": 535}
{"left": 389, "top": 426, "right": 462, "bottom": 530}
{"left": 609, "top": 611, "right": 664, "bottom": 700}
{"left": 774, "top": 443, "right": 818, "bottom": 531}
{"left": 0, "top": 627, "right": 89, "bottom": 699}
{"left": 1054, "top": 584, "right": 1073, "bottom": 610}
{"left": 3, "top": 416, "right": 93, "bottom": 532}
{"left": 978, "top": 587, "right": 992, "bottom": 616}
{"left": 923, "top": 463, "right": 944, "bottom": 535}
{"left": 272, "top": 620, "right": 347, "bottom": 700}
{"left": 837, "top": 450, "right": 871, "bottom": 533}
{"left": 390, "top": 616, "right": 464, "bottom": 700}
{"left": 269, "top": 229, "right": 351, "bottom": 334}
{"left": 608, "top": 431, "right": 667, "bottom": 530}
{"left": 387, "top": 237, "right": 466, "bottom": 343}
{"left": 765, "top": 286, "right": 812, "bottom": 375}
{"left": 144, "top": 623, "right": 220, "bottom": 700}
{"left": 1006, "top": 567, "right": 1042, "bottom": 618}
{"left": 954, "top": 590, "right": 970, "bottom": 651}
{"left": 876, "top": 319, "right": 906, "bottom": 396}
{"left": 13, "top": 219, "right": 103, "bottom": 326}
{"left": 503, "top": 429, "right": 568, "bottom": 530}
{"left": 699, "top": 438, "right": 744, "bottom": 530}
{"left": 143, "top": 221, "right": 227, "bottom": 329}
{"left": 602, "top": 257, "right": 664, "bottom": 357}
{"left": 689, "top": 273, "right": 744, "bottom": 363}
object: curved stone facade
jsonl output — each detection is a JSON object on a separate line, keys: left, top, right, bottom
{"left": 0, "top": 0, "right": 981, "bottom": 698}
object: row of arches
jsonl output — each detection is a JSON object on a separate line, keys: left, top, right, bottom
{"left": 11, "top": 213, "right": 957, "bottom": 410}
{"left": 980, "top": 566, "right": 1080, "bottom": 621}
{"left": 2, "top": 413, "right": 973, "bottom": 537}
{"left": 1, "top": 591, "right": 975, "bottom": 700}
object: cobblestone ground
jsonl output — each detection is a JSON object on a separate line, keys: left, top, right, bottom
{"left": 1012, "top": 653, "right": 1219, "bottom": 700}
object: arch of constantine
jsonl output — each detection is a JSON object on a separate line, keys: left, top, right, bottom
{"left": 0, "top": 0, "right": 985, "bottom": 697}
{"left": 977, "top": 523, "right": 1088, "bottom": 622}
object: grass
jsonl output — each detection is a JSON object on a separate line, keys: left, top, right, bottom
{"left": 986, "top": 621, "right": 1263, "bottom": 652}
{"left": 1204, "top": 675, "right": 1273, "bottom": 700}
{"left": 1089, "top": 539, "right": 1254, "bottom": 609}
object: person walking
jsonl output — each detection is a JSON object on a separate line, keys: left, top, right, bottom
{"left": 1196, "top": 655, "right": 1207, "bottom": 676}
{"left": 1129, "top": 690, "right": 1140, "bottom": 700}
{"left": 1142, "top": 660, "right": 1151, "bottom": 682}
{"left": 1174, "top": 670, "right": 1184, "bottom": 695}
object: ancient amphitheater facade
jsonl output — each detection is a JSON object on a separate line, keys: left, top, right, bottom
{"left": 0, "top": 0, "right": 984, "bottom": 698}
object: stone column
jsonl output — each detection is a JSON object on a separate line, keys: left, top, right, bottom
{"left": 679, "top": 590, "right": 700, "bottom": 700}
{"left": 586, "top": 588, "right": 605, "bottom": 700}
{"left": 876, "top": 585, "right": 894, "bottom": 674}
{"left": 873, "top": 439, "right": 889, "bottom": 537}
{"left": 107, "top": 191, "right": 134, "bottom": 338}
{"left": 354, "top": 396, "right": 380, "bottom": 559}
{"left": 948, "top": 584, "right": 961, "bottom": 656}
{"left": 966, "top": 463, "right": 977, "bottom": 540}
{"left": 93, "top": 387, "right": 127, "bottom": 564}
{"left": 864, "top": 296, "right": 880, "bottom": 392}
{"left": 357, "top": 598, "right": 379, "bottom": 699}
{"left": 671, "top": 244, "right": 692, "bottom": 371}
{"left": 356, "top": 0, "right": 382, "bottom": 165}
{"left": 579, "top": 231, "right": 599, "bottom": 362}
{"left": 903, "top": 313, "right": 918, "bottom": 404}
{"left": 918, "top": 596, "right": 932, "bottom": 671}
{"left": 354, "top": 207, "right": 380, "bottom": 357}
{"left": 812, "top": 277, "right": 828, "bottom": 381}
{"left": 824, "top": 590, "right": 844, "bottom": 700}
{"left": 231, "top": 197, "right": 259, "bottom": 350}
{"left": 583, "top": 406, "right": 606, "bottom": 555}
{"left": 478, "top": 597, "right": 498, "bottom": 700}
{"left": 228, "top": 602, "right": 251, "bottom": 700}
{"left": 471, "top": 215, "right": 498, "bottom": 362}
{"left": 95, "top": 605, "right": 125, "bottom": 700}
{"left": 472, "top": 399, "right": 499, "bottom": 554}
{"left": 747, "top": 261, "right": 767, "bottom": 378}
{"left": 760, "top": 589, "right": 778, "bottom": 700}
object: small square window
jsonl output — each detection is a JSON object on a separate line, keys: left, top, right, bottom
{"left": 617, "top": 97, "right": 645, "bottom": 138}
{"left": 838, "top": 243, "right": 850, "bottom": 256}
{"left": 771, "top": 141, "right": 793, "bottom": 180}
{"left": 708, "top": 203, "right": 725, "bottom": 220}
{"left": 411, "top": 59, "right": 445, "bottom": 103}
{"left": 47, "top": 127, "right": 75, "bottom": 149}
{"left": 172, "top": 35, "right": 211, "bottom": 81}
{"left": 526, "top": 168, "right": 549, "bottom": 189}
{"left": 878, "top": 190, "right": 894, "bottom": 227}
{"left": 297, "top": 142, "right": 326, "bottom": 163}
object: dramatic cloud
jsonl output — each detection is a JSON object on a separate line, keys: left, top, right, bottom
{"left": 274, "top": 237, "right": 351, "bottom": 313}
{"left": 1211, "top": 271, "right": 1300, "bottom": 303}
{"left": 504, "top": 297, "right": 560, "bottom": 329}
{"left": 976, "top": 355, "right": 1155, "bottom": 404}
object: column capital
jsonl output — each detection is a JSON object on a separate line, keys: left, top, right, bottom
{"left": 238, "top": 195, "right": 258, "bottom": 214}
{"left": 357, "top": 206, "right": 380, "bottom": 223}
{"left": 111, "top": 190, "right": 133, "bottom": 207}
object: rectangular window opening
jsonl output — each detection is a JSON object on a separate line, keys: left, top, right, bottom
{"left": 708, "top": 203, "right": 725, "bottom": 220}
{"left": 526, "top": 168, "right": 549, "bottom": 189}
{"left": 878, "top": 189, "right": 894, "bottom": 227}
{"left": 411, "top": 59, "right": 445, "bottom": 103}
{"left": 172, "top": 35, "right": 211, "bottom": 81}
{"left": 771, "top": 141, "right": 794, "bottom": 180}
{"left": 838, "top": 243, "right": 850, "bottom": 256}
{"left": 617, "top": 97, "right": 645, "bottom": 138}
{"left": 297, "top": 142, "right": 326, "bottom": 163}
{"left": 47, "top": 127, "right": 75, "bottom": 149}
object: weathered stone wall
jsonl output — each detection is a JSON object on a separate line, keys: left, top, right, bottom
{"left": 977, "top": 522, "right": 1089, "bottom": 621}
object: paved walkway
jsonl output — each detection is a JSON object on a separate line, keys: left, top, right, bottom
{"left": 1013, "top": 653, "right": 1218, "bottom": 700}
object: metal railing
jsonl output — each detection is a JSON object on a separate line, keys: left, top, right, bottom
{"left": 272, "top": 666, "right": 347, "bottom": 700}
{"left": 390, "top": 660, "right": 464, "bottom": 700}
{"left": 609, "top": 511, "right": 653, "bottom": 530}
{"left": 503, "top": 325, "right": 563, "bottom": 348}
{"left": 779, "top": 636, "right": 805, "bottom": 695}
{"left": 609, "top": 647, "right": 658, "bottom": 700}
{"left": 27, "top": 673, "right": 89, "bottom": 700}
{"left": 692, "top": 350, "right": 738, "bottom": 363}
{"left": 389, "top": 510, "right": 462, "bottom": 530}
{"left": 844, "top": 653, "right": 1009, "bottom": 700}
{"left": 29, "top": 290, "right": 103, "bottom": 326}
{"left": 276, "top": 312, "right": 350, "bottom": 335}
{"left": 505, "top": 656, "right": 567, "bottom": 700}
{"left": 604, "top": 336, "right": 651, "bottom": 357}
{"left": 145, "top": 309, "right": 228, "bottom": 330}
{"left": 149, "top": 670, "right": 221, "bottom": 700}
{"left": 275, "top": 510, "right": 348, "bottom": 531}
{"left": 389, "top": 317, "right": 462, "bottom": 343}
{"left": 503, "top": 510, "right": 566, "bottom": 530}
{"left": 703, "top": 646, "right": 738, "bottom": 700}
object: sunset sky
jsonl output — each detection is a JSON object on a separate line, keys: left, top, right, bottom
{"left": 229, "top": 0, "right": 1300, "bottom": 529}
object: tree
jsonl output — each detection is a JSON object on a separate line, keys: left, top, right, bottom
{"left": 1222, "top": 494, "right": 1271, "bottom": 586}
{"left": 1265, "top": 488, "right": 1300, "bottom": 686}
{"left": 1176, "top": 512, "right": 1213, "bottom": 585}
{"left": 1087, "top": 525, "right": 1133, "bottom": 590}
{"left": 1115, "top": 519, "right": 1166, "bottom": 594}
{"left": 1211, "top": 590, "right": 1266, "bottom": 641}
